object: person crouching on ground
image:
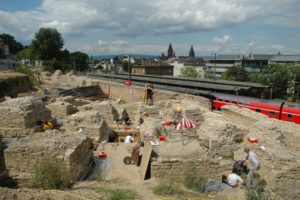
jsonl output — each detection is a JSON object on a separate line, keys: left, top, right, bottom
{"left": 222, "top": 172, "right": 244, "bottom": 188}
{"left": 244, "top": 147, "right": 261, "bottom": 188}
{"left": 124, "top": 133, "right": 134, "bottom": 143}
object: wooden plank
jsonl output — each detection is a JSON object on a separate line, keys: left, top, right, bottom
{"left": 140, "top": 141, "right": 152, "bottom": 180}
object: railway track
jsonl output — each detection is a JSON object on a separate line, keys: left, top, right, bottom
{"left": 87, "top": 72, "right": 267, "bottom": 98}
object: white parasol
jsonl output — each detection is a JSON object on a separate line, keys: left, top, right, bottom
{"left": 174, "top": 117, "right": 196, "bottom": 144}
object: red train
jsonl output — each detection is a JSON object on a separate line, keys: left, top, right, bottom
{"left": 211, "top": 93, "right": 300, "bottom": 125}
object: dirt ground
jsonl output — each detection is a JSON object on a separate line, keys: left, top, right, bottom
{"left": 0, "top": 72, "right": 249, "bottom": 200}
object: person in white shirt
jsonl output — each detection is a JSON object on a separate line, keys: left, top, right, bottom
{"left": 222, "top": 173, "right": 244, "bottom": 187}
{"left": 124, "top": 134, "right": 134, "bottom": 143}
{"left": 244, "top": 147, "right": 261, "bottom": 188}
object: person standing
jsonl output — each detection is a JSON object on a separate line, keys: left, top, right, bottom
{"left": 244, "top": 147, "right": 261, "bottom": 188}
{"left": 146, "top": 83, "right": 154, "bottom": 105}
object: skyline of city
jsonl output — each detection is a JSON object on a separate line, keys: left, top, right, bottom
{"left": 0, "top": 0, "right": 299, "bottom": 56}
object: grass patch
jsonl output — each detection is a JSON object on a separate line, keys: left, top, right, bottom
{"left": 153, "top": 179, "right": 183, "bottom": 196}
{"left": 219, "top": 151, "right": 235, "bottom": 160}
{"left": 245, "top": 178, "right": 279, "bottom": 200}
{"left": 30, "top": 159, "right": 74, "bottom": 189}
{"left": 184, "top": 164, "right": 206, "bottom": 193}
{"left": 96, "top": 188, "right": 138, "bottom": 200}
{"left": 118, "top": 99, "right": 127, "bottom": 104}
{"left": 15, "top": 65, "right": 40, "bottom": 87}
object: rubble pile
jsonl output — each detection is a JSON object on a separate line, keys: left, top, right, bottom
{"left": 4, "top": 131, "right": 93, "bottom": 186}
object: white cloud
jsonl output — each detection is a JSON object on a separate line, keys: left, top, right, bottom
{"left": 212, "top": 35, "right": 233, "bottom": 45}
{"left": 0, "top": 0, "right": 300, "bottom": 55}
{"left": 112, "top": 40, "right": 128, "bottom": 47}
{"left": 248, "top": 41, "right": 255, "bottom": 46}
{"left": 1, "top": 0, "right": 300, "bottom": 39}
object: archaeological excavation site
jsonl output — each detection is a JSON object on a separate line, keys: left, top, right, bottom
{"left": 1, "top": 70, "right": 300, "bottom": 200}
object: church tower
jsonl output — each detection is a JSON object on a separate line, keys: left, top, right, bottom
{"left": 189, "top": 45, "right": 195, "bottom": 58}
{"left": 167, "top": 43, "right": 174, "bottom": 58}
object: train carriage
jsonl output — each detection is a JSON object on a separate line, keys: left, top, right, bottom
{"left": 212, "top": 93, "right": 300, "bottom": 125}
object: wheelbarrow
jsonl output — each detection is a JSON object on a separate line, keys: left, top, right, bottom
{"left": 123, "top": 144, "right": 142, "bottom": 165}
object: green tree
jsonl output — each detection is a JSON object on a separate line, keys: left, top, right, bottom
{"left": 0, "top": 33, "right": 24, "bottom": 54}
{"left": 31, "top": 27, "right": 64, "bottom": 60}
{"left": 180, "top": 66, "right": 198, "bottom": 78}
{"left": 204, "top": 68, "right": 215, "bottom": 79}
{"left": 15, "top": 46, "right": 35, "bottom": 60}
{"left": 222, "top": 65, "right": 249, "bottom": 81}
{"left": 288, "top": 64, "right": 300, "bottom": 101}
{"left": 259, "top": 64, "right": 290, "bottom": 99}
{"left": 70, "top": 51, "right": 89, "bottom": 71}
{"left": 0, "top": 48, "right": 4, "bottom": 59}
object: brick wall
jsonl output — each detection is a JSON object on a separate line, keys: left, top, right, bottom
{"left": 151, "top": 158, "right": 232, "bottom": 181}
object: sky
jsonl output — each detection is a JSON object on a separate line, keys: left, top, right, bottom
{"left": 0, "top": 0, "right": 300, "bottom": 56}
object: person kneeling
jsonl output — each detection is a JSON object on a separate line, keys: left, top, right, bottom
{"left": 222, "top": 173, "right": 244, "bottom": 188}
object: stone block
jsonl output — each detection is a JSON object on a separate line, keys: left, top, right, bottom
{"left": 4, "top": 131, "right": 93, "bottom": 187}
{"left": 62, "top": 110, "right": 112, "bottom": 142}
{"left": 0, "top": 97, "right": 51, "bottom": 136}
{"left": 47, "top": 101, "right": 75, "bottom": 117}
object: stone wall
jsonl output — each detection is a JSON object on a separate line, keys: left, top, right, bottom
{"left": 223, "top": 106, "right": 300, "bottom": 199}
{"left": 0, "top": 96, "right": 51, "bottom": 136}
{"left": 0, "top": 73, "right": 32, "bottom": 98}
{"left": 62, "top": 110, "right": 112, "bottom": 142}
{"left": 78, "top": 101, "right": 119, "bottom": 125}
{"left": 4, "top": 131, "right": 93, "bottom": 187}
{"left": 47, "top": 101, "right": 76, "bottom": 117}
{"left": 0, "top": 134, "right": 5, "bottom": 175}
{"left": 151, "top": 158, "right": 232, "bottom": 180}
{"left": 89, "top": 79, "right": 209, "bottom": 107}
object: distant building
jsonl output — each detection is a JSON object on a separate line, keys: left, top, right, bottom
{"left": 132, "top": 61, "right": 174, "bottom": 76}
{"left": 205, "top": 54, "right": 243, "bottom": 79}
{"left": 269, "top": 55, "right": 300, "bottom": 64}
{"left": 188, "top": 45, "right": 195, "bottom": 58}
{"left": 243, "top": 54, "right": 275, "bottom": 72}
{"left": 167, "top": 43, "right": 174, "bottom": 59}
{"left": 168, "top": 57, "right": 205, "bottom": 77}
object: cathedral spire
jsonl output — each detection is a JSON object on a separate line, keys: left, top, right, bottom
{"left": 167, "top": 43, "right": 174, "bottom": 58}
{"left": 189, "top": 45, "right": 195, "bottom": 58}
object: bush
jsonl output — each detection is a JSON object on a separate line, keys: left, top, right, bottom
{"left": 15, "top": 66, "right": 40, "bottom": 87}
{"left": 153, "top": 179, "right": 183, "bottom": 196}
{"left": 183, "top": 164, "right": 206, "bottom": 192}
{"left": 97, "top": 188, "right": 138, "bottom": 200}
{"left": 245, "top": 178, "right": 278, "bottom": 200}
{"left": 30, "top": 159, "right": 74, "bottom": 189}
{"left": 109, "top": 189, "right": 137, "bottom": 200}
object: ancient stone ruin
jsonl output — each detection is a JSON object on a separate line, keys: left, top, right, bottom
{"left": 0, "top": 96, "right": 51, "bottom": 137}
{"left": 62, "top": 110, "right": 112, "bottom": 142}
{"left": 4, "top": 131, "right": 93, "bottom": 187}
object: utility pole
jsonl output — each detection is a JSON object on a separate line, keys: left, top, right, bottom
{"left": 214, "top": 53, "right": 216, "bottom": 79}
{"left": 211, "top": 53, "right": 216, "bottom": 79}
{"left": 128, "top": 54, "right": 131, "bottom": 80}
{"left": 73, "top": 59, "right": 76, "bottom": 73}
